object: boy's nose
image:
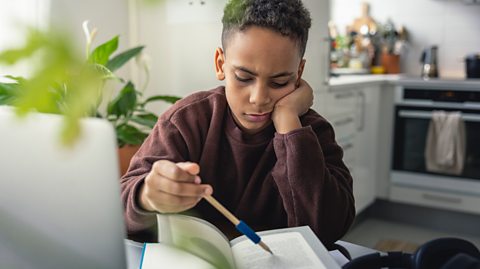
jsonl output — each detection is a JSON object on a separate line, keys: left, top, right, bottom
{"left": 249, "top": 85, "right": 271, "bottom": 106}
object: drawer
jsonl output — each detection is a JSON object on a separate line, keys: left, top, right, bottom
{"left": 338, "top": 138, "right": 355, "bottom": 172}
{"left": 390, "top": 185, "right": 480, "bottom": 215}
{"left": 329, "top": 113, "right": 356, "bottom": 140}
{"left": 325, "top": 90, "right": 357, "bottom": 116}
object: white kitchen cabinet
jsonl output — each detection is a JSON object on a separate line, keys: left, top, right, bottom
{"left": 316, "top": 84, "right": 381, "bottom": 214}
{"left": 353, "top": 85, "right": 381, "bottom": 213}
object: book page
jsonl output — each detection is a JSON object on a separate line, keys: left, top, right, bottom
{"left": 158, "top": 215, "right": 235, "bottom": 269}
{"left": 141, "top": 243, "right": 216, "bottom": 269}
{"left": 231, "top": 232, "right": 327, "bottom": 269}
{"left": 329, "top": 250, "right": 349, "bottom": 267}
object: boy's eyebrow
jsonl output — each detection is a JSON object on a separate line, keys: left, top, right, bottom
{"left": 270, "top": 71, "right": 294, "bottom": 78}
{"left": 233, "top": 65, "right": 294, "bottom": 78}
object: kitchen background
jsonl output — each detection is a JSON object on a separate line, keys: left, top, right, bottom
{"left": 331, "top": 0, "right": 480, "bottom": 78}
{"left": 1, "top": 0, "right": 480, "bottom": 253}
{"left": 2, "top": 0, "right": 479, "bottom": 97}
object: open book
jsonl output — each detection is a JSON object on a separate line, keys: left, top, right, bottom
{"left": 139, "top": 214, "right": 342, "bottom": 269}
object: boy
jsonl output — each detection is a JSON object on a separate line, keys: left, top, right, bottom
{"left": 121, "top": 0, "right": 355, "bottom": 248}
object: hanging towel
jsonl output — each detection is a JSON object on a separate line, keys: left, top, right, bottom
{"left": 425, "top": 110, "right": 466, "bottom": 175}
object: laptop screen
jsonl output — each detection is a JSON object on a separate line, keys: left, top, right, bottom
{"left": 0, "top": 106, "right": 127, "bottom": 269}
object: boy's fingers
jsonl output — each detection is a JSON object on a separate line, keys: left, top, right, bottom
{"left": 152, "top": 160, "right": 195, "bottom": 182}
{"left": 297, "top": 78, "right": 309, "bottom": 88}
{"left": 176, "top": 162, "right": 200, "bottom": 175}
{"left": 149, "top": 191, "right": 203, "bottom": 213}
{"left": 153, "top": 176, "right": 212, "bottom": 197}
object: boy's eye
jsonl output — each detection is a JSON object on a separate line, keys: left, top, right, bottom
{"left": 235, "top": 74, "right": 252, "bottom": 83}
{"left": 271, "top": 81, "right": 289, "bottom": 88}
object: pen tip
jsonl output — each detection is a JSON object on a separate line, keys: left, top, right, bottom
{"left": 259, "top": 241, "right": 273, "bottom": 255}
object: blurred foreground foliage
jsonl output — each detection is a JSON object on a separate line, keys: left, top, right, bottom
{"left": 0, "top": 25, "right": 180, "bottom": 146}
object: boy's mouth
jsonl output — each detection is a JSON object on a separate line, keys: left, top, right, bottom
{"left": 245, "top": 112, "right": 271, "bottom": 122}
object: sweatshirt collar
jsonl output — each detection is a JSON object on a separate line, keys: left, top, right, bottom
{"left": 225, "top": 107, "right": 274, "bottom": 145}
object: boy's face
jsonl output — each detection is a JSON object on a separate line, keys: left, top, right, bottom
{"left": 215, "top": 26, "right": 305, "bottom": 134}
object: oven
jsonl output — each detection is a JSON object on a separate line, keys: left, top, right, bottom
{"left": 391, "top": 86, "right": 480, "bottom": 199}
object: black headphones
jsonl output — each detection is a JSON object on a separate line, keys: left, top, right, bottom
{"left": 342, "top": 238, "right": 480, "bottom": 269}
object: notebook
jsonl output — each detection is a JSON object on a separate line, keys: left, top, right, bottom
{"left": 140, "top": 214, "right": 342, "bottom": 269}
{"left": 0, "top": 106, "right": 127, "bottom": 269}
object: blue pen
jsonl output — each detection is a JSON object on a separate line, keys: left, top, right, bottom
{"left": 204, "top": 195, "right": 273, "bottom": 254}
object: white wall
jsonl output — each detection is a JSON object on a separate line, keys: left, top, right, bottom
{"left": 48, "top": 0, "right": 130, "bottom": 59}
{"left": 0, "top": 0, "right": 50, "bottom": 78}
{"left": 0, "top": 0, "right": 131, "bottom": 79}
{"left": 331, "top": 0, "right": 480, "bottom": 78}
{"left": 135, "top": 0, "right": 226, "bottom": 103}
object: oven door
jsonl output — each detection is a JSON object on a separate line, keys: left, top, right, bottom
{"left": 391, "top": 105, "right": 480, "bottom": 195}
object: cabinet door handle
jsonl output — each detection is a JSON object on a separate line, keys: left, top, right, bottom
{"left": 334, "top": 92, "right": 355, "bottom": 99}
{"left": 323, "top": 36, "right": 330, "bottom": 86}
{"left": 333, "top": 117, "right": 354, "bottom": 126}
{"left": 341, "top": 142, "right": 353, "bottom": 150}
{"left": 356, "top": 91, "right": 366, "bottom": 132}
{"left": 399, "top": 110, "right": 480, "bottom": 122}
{"left": 422, "top": 193, "right": 462, "bottom": 204}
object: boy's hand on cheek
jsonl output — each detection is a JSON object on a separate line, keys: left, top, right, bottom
{"left": 271, "top": 79, "right": 313, "bottom": 134}
{"left": 139, "top": 160, "right": 212, "bottom": 214}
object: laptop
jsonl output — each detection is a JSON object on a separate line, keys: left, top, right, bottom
{"left": 0, "top": 106, "right": 127, "bottom": 269}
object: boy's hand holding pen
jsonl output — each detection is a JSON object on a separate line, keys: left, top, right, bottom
{"left": 139, "top": 160, "right": 212, "bottom": 213}
{"left": 139, "top": 160, "right": 273, "bottom": 254}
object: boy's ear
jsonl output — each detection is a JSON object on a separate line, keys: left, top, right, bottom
{"left": 296, "top": 59, "right": 306, "bottom": 87}
{"left": 214, "top": 47, "right": 226, "bottom": 81}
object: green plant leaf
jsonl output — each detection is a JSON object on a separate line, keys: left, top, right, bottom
{"left": 60, "top": 114, "right": 81, "bottom": 146}
{"left": 0, "top": 28, "right": 94, "bottom": 122}
{"left": 0, "top": 30, "right": 46, "bottom": 65}
{"left": 89, "top": 35, "right": 119, "bottom": 65}
{"left": 107, "top": 81, "right": 137, "bottom": 117}
{"left": 92, "top": 63, "right": 121, "bottom": 81}
{"left": 106, "top": 46, "right": 144, "bottom": 72}
{"left": 131, "top": 112, "right": 158, "bottom": 129}
{"left": 116, "top": 124, "right": 148, "bottom": 147}
{"left": 144, "top": 95, "right": 181, "bottom": 104}
{"left": 0, "top": 28, "right": 106, "bottom": 145}
{"left": 0, "top": 26, "right": 179, "bottom": 147}
{"left": 0, "top": 82, "right": 18, "bottom": 105}
{"left": 5, "top": 75, "right": 26, "bottom": 83}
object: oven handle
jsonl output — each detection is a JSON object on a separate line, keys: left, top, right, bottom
{"left": 398, "top": 110, "right": 480, "bottom": 122}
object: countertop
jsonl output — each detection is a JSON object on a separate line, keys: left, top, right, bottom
{"left": 329, "top": 74, "right": 402, "bottom": 87}
{"left": 329, "top": 74, "right": 480, "bottom": 90}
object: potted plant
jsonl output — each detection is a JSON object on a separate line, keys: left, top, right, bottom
{"left": 0, "top": 22, "right": 181, "bottom": 175}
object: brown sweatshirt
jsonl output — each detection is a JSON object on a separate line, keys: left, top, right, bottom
{"left": 120, "top": 86, "right": 355, "bottom": 248}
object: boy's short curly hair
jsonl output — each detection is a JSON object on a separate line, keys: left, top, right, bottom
{"left": 222, "top": 0, "right": 312, "bottom": 57}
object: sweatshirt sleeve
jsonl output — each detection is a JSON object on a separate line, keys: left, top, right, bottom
{"left": 271, "top": 118, "right": 355, "bottom": 247}
{"left": 120, "top": 118, "right": 188, "bottom": 242}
